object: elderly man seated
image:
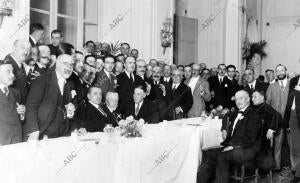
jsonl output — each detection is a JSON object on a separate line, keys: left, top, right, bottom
{"left": 197, "top": 90, "right": 261, "bottom": 183}
{"left": 102, "top": 91, "right": 122, "bottom": 126}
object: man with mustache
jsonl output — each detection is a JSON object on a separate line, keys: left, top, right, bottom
{"left": 24, "top": 54, "right": 78, "bottom": 140}
{"left": 5, "top": 39, "right": 31, "bottom": 104}
{"left": 266, "top": 64, "right": 290, "bottom": 171}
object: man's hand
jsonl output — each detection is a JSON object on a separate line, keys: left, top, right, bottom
{"left": 77, "top": 128, "right": 87, "bottom": 136}
{"left": 222, "top": 146, "right": 234, "bottom": 152}
{"left": 16, "top": 103, "right": 26, "bottom": 120}
{"left": 222, "top": 130, "right": 227, "bottom": 140}
{"left": 266, "top": 129, "right": 274, "bottom": 140}
{"left": 159, "top": 84, "right": 166, "bottom": 96}
{"left": 175, "top": 107, "right": 183, "bottom": 114}
{"left": 27, "top": 131, "right": 39, "bottom": 141}
{"left": 295, "top": 85, "right": 300, "bottom": 92}
{"left": 31, "top": 71, "right": 40, "bottom": 79}
{"left": 65, "top": 103, "right": 75, "bottom": 118}
{"left": 199, "top": 84, "right": 205, "bottom": 93}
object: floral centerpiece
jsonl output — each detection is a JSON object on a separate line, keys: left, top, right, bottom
{"left": 118, "top": 116, "right": 144, "bottom": 137}
{"left": 210, "top": 105, "right": 230, "bottom": 119}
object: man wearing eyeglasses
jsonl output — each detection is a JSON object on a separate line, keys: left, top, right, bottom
{"left": 24, "top": 54, "right": 83, "bottom": 140}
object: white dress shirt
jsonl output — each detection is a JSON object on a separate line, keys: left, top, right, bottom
{"left": 231, "top": 106, "right": 247, "bottom": 136}
{"left": 56, "top": 71, "right": 66, "bottom": 95}
{"left": 125, "top": 70, "right": 134, "bottom": 81}
{"left": 172, "top": 83, "right": 180, "bottom": 90}
{"left": 164, "top": 77, "right": 171, "bottom": 82}
{"left": 188, "top": 76, "right": 199, "bottom": 93}
{"left": 23, "top": 63, "right": 34, "bottom": 75}
{"left": 30, "top": 35, "right": 37, "bottom": 45}
{"left": 104, "top": 69, "right": 111, "bottom": 79}
{"left": 248, "top": 80, "right": 257, "bottom": 89}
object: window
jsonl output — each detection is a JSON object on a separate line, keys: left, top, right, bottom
{"left": 30, "top": 0, "right": 99, "bottom": 49}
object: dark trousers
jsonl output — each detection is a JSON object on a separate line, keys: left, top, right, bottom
{"left": 215, "top": 147, "right": 256, "bottom": 183}
{"left": 197, "top": 148, "right": 221, "bottom": 183}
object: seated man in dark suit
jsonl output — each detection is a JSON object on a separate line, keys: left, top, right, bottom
{"left": 83, "top": 86, "right": 109, "bottom": 132}
{"left": 102, "top": 91, "right": 122, "bottom": 127}
{"left": 165, "top": 69, "right": 193, "bottom": 120}
{"left": 216, "top": 90, "right": 262, "bottom": 183}
{"left": 0, "top": 60, "right": 26, "bottom": 145}
{"left": 252, "top": 90, "right": 281, "bottom": 169}
{"left": 197, "top": 90, "right": 261, "bottom": 183}
{"left": 124, "top": 84, "right": 159, "bottom": 124}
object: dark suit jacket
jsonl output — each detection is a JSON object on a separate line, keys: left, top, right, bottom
{"left": 124, "top": 99, "right": 159, "bottom": 124}
{"left": 242, "top": 80, "right": 269, "bottom": 97}
{"left": 253, "top": 103, "right": 281, "bottom": 152}
{"left": 221, "top": 106, "right": 261, "bottom": 152}
{"left": 102, "top": 104, "right": 120, "bottom": 127}
{"left": 208, "top": 75, "right": 227, "bottom": 108}
{"left": 83, "top": 102, "right": 108, "bottom": 132}
{"left": 5, "top": 54, "right": 27, "bottom": 104}
{"left": 284, "top": 75, "right": 300, "bottom": 128}
{"left": 223, "top": 77, "right": 240, "bottom": 109}
{"left": 94, "top": 69, "right": 117, "bottom": 101}
{"left": 165, "top": 82, "right": 193, "bottom": 120}
{"left": 116, "top": 72, "right": 144, "bottom": 114}
{"left": 0, "top": 87, "right": 23, "bottom": 145}
{"left": 24, "top": 71, "right": 73, "bottom": 137}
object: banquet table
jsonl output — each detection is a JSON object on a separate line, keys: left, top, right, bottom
{"left": 0, "top": 117, "right": 222, "bottom": 183}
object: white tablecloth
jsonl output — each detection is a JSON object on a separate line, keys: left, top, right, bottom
{"left": 0, "top": 117, "right": 222, "bottom": 183}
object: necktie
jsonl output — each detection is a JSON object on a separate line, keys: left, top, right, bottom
{"left": 172, "top": 85, "right": 177, "bottom": 92}
{"left": 220, "top": 78, "right": 223, "bottom": 85}
{"left": 130, "top": 74, "right": 134, "bottom": 83}
{"left": 135, "top": 103, "right": 140, "bottom": 116}
{"left": 3, "top": 87, "right": 8, "bottom": 96}
{"left": 250, "top": 84, "right": 253, "bottom": 91}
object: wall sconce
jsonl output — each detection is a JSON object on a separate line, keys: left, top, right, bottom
{"left": 160, "top": 17, "right": 173, "bottom": 54}
{"left": 0, "top": 0, "right": 14, "bottom": 28}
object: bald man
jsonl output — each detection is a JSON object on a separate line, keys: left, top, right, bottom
{"left": 5, "top": 39, "right": 31, "bottom": 104}
{"left": 25, "top": 54, "right": 76, "bottom": 140}
{"left": 198, "top": 90, "right": 262, "bottom": 183}
{"left": 216, "top": 90, "right": 261, "bottom": 183}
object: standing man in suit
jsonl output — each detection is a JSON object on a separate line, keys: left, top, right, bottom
{"left": 165, "top": 69, "right": 193, "bottom": 120}
{"left": 186, "top": 63, "right": 210, "bottom": 117}
{"left": 94, "top": 55, "right": 117, "bottom": 101}
{"left": 29, "top": 23, "right": 44, "bottom": 47}
{"left": 124, "top": 84, "right": 159, "bottom": 124}
{"left": 48, "top": 29, "right": 63, "bottom": 57}
{"left": 216, "top": 90, "right": 261, "bottom": 183}
{"left": 283, "top": 68, "right": 300, "bottom": 172}
{"left": 0, "top": 60, "right": 26, "bottom": 145}
{"left": 116, "top": 56, "right": 144, "bottom": 115}
{"left": 265, "top": 69, "right": 276, "bottom": 85}
{"left": 82, "top": 86, "right": 108, "bottom": 132}
{"left": 243, "top": 69, "right": 269, "bottom": 97}
{"left": 224, "top": 65, "right": 240, "bottom": 109}
{"left": 25, "top": 54, "right": 76, "bottom": 140}
{"left": 102, "top": 91, "right": 121, "bottom": 127}
{"left": 266, "top": 64, "right": 290, "bottom": 171}
{"left": 5, "top": 39, "right": 31, "bottom": 104}
{"left": 161, "top": 65, "right": 173, "bottom": 87}
{"left": 208, "top": 64, "right": 227, "bottom": 108}
{"left": 135, "top": 59, "right": 153, "bottom": 98}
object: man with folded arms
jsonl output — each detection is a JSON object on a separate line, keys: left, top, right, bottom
{"left": 0, "top": 60, "right": 26, "bottom": 145}
{"left": 25, "top": 54, "right": 78, "bottom": 140}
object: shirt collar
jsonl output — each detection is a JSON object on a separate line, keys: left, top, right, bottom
{"left": 135, "top": 100, "right": 143, "bottom": 107}
{"left": 10, "top": 54, "right": 22, "bottom": 68}
{"left": 30, "top": 35, "right": 37, "bottom": 45}
{"left": 270, "top": 79, "right": 276, "bottom": 84}
{"left": 125, "top": 70, "right": 132, "bottom": 79}
{"left": 173, "top": 82, "right": 180, "bottom": 88}
{"left": 89, "top": 101, "right": 99, "bottom": 109}
{"left": 249, "top": 80, "right": 256, "bottom": 87}
{"left": 106, "top": 104, "right": 115, "bottom": 113}
{"left": 239, "top": 105, "right": 248, "bottom": 112}
{"left": 104, "top": 69, "right": 111, "bottom": 78}
{"left": 55, "top": 71, "right": 66, "bottom": 83}
{"left": 36, "top": 62, "right": 46, "bottom": 68}
{"left": 0, "top": 83, "right": 8, "bottom": 92}
{"left": 218, "top": 75, "right": 224, "bottom": 80}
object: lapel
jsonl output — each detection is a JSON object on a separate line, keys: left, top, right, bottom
{"left": 49, "top": 72, "right": 61, "bottom": 103}
{"left": 137, "top": 101, "right": 146, "bottom": 116}
{"left": 193, "top": 77, "right": 202, "bottom": 95}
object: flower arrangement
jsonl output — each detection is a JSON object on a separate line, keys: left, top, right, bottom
{"left": 118, "top": 116, "right": 144, "bottom": 137}
{"left": 210, "top": 105, "right": 230, "bottom": 119}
